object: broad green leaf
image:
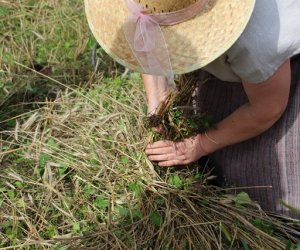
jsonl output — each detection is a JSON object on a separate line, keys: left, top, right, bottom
{"left": 131, "top": 207, "right": 143, "bottom": 219}
{"left": 83, "top": 183, "right": 95, "bottom": 195}
{"left": 234, "top": 192, "right": 251, "bottom": 206}
{"left": 94, "top": 197, "right": 109, "bottom": 210}
{"left": 58, "top": 165, "right": 68, "bottom": 177}
{"left": 72, "top": 222, "right": 80, "bottom": 232}
{"left": 149, "top": 211, "right": 162, "bottom": 227}
{"left": 117, "top": 206, "right": 129, "bottom": 217}
{"left": 47, "top": 225, "right": 57, "bottom": 238}
{"left": 121, "top": 156, "right": 129, "bottom": 164}
{"left": 285, "top": 240, "right": 293, "bottom": 250}
{"left": 0, "top": 6, "right": 9, "bottom": 16}
{"left": 155, "top": 197, "right": 165, "bottom": 206}
{"left": 39, "top": 153, "right": 50, "bottom": 168}
{"left": 17, "top": 198, "right": 26, "bottom": 208}
{"left": 168, "top": 175, "right": 183, "bottom": 189}
{"left": 1, "top": 220, "right": 12, "bottom": 230}
{"left": 14, "top": 181, "right": 24, "bottom": 189}
{"left": 128, "top": 181, "right": 142, "bottom": 197}
{"left": 241, "top": 240, "right": 250, "bottom": 250}
{"left": 47, "top": 138, "right": 59, "bottom": 150}
{"left": 7, "top": 190, "right": 16, "bottom": 199}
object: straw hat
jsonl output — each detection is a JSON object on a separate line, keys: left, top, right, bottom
{"left": 84, "top": 0, "right": 255, "bottom": 75}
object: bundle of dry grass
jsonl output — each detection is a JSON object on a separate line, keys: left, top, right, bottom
{"left": 147, "top": 74, "right": 214, "bottom": 141}
{"left": 0, "top": 75, "right": 299, "bottom": 249}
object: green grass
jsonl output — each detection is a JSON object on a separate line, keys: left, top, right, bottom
{"left": 0, "top": 0, "right": 92, "bottom": 67}
{"left": 0, "top": 0, "right": 89, "bottom": 125}
{"left": 0, "top": 0, "right": 119, "bottom": 125}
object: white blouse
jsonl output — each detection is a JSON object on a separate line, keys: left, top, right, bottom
{"left": 204, "top": 0, "right": 300, "bottom": 84}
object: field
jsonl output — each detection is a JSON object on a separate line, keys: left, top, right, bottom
{"left": 0, "top": 0, "right": 300, "bottom": 249}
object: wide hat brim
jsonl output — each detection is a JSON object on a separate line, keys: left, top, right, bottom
{"left": 85, "top": 0, "right": 256, "bottom": 75}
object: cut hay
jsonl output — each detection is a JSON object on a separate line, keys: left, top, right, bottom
{"left": 0, "top": 75, "right": 299, "bottom": 249}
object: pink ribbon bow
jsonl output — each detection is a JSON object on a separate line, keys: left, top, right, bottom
{"left": 123, "top": 0, "right": 210, "bottom": 86}
{"left": 123, "top": 0, "right": 174, "bottom": 85}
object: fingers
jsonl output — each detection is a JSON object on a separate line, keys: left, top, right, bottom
{"left": 146, "top": 148, "right": 173, "bottom": 156}
{"left": 146, "top": 140, "right": 184, "bottom": 156}
{"left": 158, "top": 160, "right": 187, "bottom": 167}
{"left": 148, "top": 153, "right": 186, "bottom": 162}
{"left": 145, "top": 137, "right": 202, "bottom": 167}
{"left": 147, "top": 140, "right": 174, "bottom": 149}
{"left": 146, "top": 140, "right": 188, "bottom": 167}
{"left": 145, "top": 146, "right": 174, "bottom": 155}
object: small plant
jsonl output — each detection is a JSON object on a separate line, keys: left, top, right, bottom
{"left": 147, "top": 76, "right": 214, "bottom": 141}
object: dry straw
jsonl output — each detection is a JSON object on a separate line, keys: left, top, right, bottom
{"left": 85, "top": 0, "right": 255, "bottom": 74}
{"left": 1, "top": 73, "right": 299, "bottom": 249}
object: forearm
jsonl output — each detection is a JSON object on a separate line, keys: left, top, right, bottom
{"left": 201, "top": 60, "right": 291, "bottom": 154}
{"left": 142, "top": 74, "right": 169, "bottom": 114}
{"left": 200, "top": 102, "right": 285, "bottom": 154}
{"left": 146, "top": 102, "right": 287, "bottom": 167}
{"left": 145, "top": 61, "right": 291, "bottom": 166}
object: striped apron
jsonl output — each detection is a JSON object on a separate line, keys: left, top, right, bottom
{"left": 196, "top": 55, "right": 300, "bottom": 219}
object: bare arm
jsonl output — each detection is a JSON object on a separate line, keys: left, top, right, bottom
{"left": 142, "top": 74, "right": 169, "bottom": 114}
{"left": 201, "top": 59, "right": 291, "bottom": 153}
{"left": 146, "top": 60, "right": 292, "bottom": 167}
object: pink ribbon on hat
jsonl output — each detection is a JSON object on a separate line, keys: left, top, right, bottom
{"left": 123, "top": 0, "right": 209, "bottom": 86}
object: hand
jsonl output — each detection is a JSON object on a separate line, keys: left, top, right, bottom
{"left": 145, "top": 134, "right": 208, "bottom": 167}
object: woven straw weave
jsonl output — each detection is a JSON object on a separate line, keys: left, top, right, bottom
{"left": 85, "top": 0, "right": 255, "bottom": 74}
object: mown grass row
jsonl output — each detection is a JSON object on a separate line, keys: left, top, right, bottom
{"left": 1, "top": 75, "right": 299, "bottom": 249}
